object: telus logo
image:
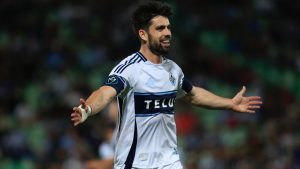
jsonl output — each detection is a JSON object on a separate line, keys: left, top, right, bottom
{"left": 134, "top": 91, "right": 177, "bottom": 115}
{"left": 144, "top": 98, "right": 175, "bottom": 109}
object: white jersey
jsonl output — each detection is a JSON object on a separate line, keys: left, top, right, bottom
{"left": 103, "top": 52, "right": 192, "bottom": 169}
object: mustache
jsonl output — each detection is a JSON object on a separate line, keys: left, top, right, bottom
{"left": 160, "top": 35, "right": 171, "bottom": 41}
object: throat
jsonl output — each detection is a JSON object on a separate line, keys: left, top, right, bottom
{"left": 139, "top": 49, "right": 163, "bottom": 64}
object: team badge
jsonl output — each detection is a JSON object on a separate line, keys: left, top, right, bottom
{"left": 169, "top": 72, "right": 175, "bottom": 86}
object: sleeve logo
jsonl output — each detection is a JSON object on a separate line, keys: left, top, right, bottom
{"left": 106, "top": 75, "right": 118, "bottom": 84}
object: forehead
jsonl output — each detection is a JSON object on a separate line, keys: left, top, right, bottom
{"left": 149, "top": 16, "right": 170, "bottom": 27}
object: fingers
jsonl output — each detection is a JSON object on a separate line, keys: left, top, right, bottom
{"left": 246, "top": 110, "right": 256, "bottom": 114}
{"left": 248, "top": 97, "right": 263, "bottom": 107}
{"left": 70, "top": 98, "right": 88, "bottom": 126}
{"left": 248, "top": 105, "right": 261, "bottom": 109}
{"left": 71, "top": 107, "right": 82, "bottom": 126}
{"left": 247, "top": 98, "right": 262, "bottom": 111}
{"left": 71, "top": 116, "right": 81, "bottom": 126}
{"left": 246, "top": 104, "right": 262, "bottom": 114}
{"left": 248, "top": 96, "right": 262, "bottom": 101}
{"left": 249, "top": 101, "right": 263, "bottom": 105}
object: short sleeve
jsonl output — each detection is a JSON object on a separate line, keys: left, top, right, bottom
{"left": 103, "top": 74, "right": 127, "bottom": 95}
{"left": 177, "top": 76, "right": 193, "bottom": 98}
{"left": 181, "top": 77, "right": 193, "bottom": 93}
{"left": 102, "top": 53, "right": 145, "bottom": 96}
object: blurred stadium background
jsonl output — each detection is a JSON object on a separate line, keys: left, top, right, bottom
{"left": 0, "top": 0, "right": 300, "bottom": 169}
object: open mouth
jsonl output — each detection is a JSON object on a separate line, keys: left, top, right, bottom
{"left": 161, "top": 39, "right": 170, "bottom": 46}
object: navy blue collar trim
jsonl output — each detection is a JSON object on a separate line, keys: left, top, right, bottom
{"left": 136, "top": 51, "right": 147, "bottom": 62}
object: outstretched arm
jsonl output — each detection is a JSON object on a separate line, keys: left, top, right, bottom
{"left": 183, "top": 86, "right": 262, "bottom": 113}
{"left": 71, "top": 86, "right": 117, "bottom": 126}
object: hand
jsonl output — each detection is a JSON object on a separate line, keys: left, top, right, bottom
{"left": 231, "top": 86, "right": 262, "bottom": 113}
{"left": 71, "top": 98, "right": 91, "bottom": 126}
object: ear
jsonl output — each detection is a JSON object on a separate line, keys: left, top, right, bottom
{"left": 138, "top": 29, "right": 148, "bottom": 41}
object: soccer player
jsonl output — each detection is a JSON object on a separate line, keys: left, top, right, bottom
{"left": 71, "top": 1, "right": 262, "bottom": 169}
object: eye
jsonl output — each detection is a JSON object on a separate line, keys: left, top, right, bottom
{"left": 156, "top": 25, "right": 165, "bottom": 31}
{"left": 167, "top": 25, "right": 171, "bottom": 30}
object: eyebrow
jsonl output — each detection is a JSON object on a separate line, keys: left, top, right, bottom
{"left": 155, "top": 24, "right": 171, "bottom": 30}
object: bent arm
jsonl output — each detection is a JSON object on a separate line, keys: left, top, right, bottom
{"left": 86, "top": 86, "right": 117, "bottom": 115}
{"left": 184, "top": 86, "right": 233, "bottom": 109}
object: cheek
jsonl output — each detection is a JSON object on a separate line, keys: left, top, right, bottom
{"left": 152, "top": 35, "right": 162, "bottom": 43}
{"left": 148, "top": 31, "right": 161, "bottom": 40}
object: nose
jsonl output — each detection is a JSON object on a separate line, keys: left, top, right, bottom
{"left": 165, "top": 28, "right": 172, "bottom": 36}
{"left": 164, "top": 28, "right": 171, "bottom": 37}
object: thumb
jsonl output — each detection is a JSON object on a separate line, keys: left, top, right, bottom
{"left": 239, "top": 86, "right": 246, "bottom": 96}
{"left": 80, "top": 98, "right": 86, "bottom": 108}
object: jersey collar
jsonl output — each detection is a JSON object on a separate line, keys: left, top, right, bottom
{"left": 137, "top": 51, "right": 167, "bottom": 64}
{"left": 136, "top": 51, "right": 147, "bottom": 62}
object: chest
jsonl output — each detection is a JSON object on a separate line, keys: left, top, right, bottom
{"left": 133, "top": 64, "right": 180, "bottom": 93}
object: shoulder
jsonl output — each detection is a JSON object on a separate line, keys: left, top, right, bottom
{"left": 112, "top": 52, "right": 146, "bottom": 74}
{"left": 110, "top": 52, "right": 147, "bottom": 81}
{"left": 164, "top": 58, "right": 183, "bottom": 72}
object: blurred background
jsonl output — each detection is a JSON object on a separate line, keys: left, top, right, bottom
{"left": 0, "top": 0, "right": 300, "bottom": 169}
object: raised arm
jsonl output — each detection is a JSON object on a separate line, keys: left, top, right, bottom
{"left": 71, "top": 86, "right": 117, "bottom": 126}
{"left": 184, "top": 86, "right": 262, "bottom": 113}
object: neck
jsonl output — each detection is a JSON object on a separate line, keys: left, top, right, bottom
{"left": 139, "top": 44, "right": 162, "bottom": 64}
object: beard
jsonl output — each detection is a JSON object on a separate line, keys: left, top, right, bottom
{"left": 148, "top": 34, "right": 171, "bottom": 56}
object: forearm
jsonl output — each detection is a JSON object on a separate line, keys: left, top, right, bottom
{"left": 85, "top": 86, "right": 116, "bottom": 115}
{"left": 185, "top": 87, "right": 233, "bottom": 110}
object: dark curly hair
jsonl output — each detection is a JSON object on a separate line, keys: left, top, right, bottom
{"left": 131, "top": 1, "right": 173, "bottom": 34}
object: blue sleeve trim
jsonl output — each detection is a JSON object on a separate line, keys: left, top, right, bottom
{"left": 103, "top": 75, "right": 126, "bottom": 94}
{"left": 182, "top": 78, "right": 193, "bottom": 93}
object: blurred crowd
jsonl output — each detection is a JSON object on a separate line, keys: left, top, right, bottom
{"left": 0, "top": 0, "right": 300, "bottom": 169}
